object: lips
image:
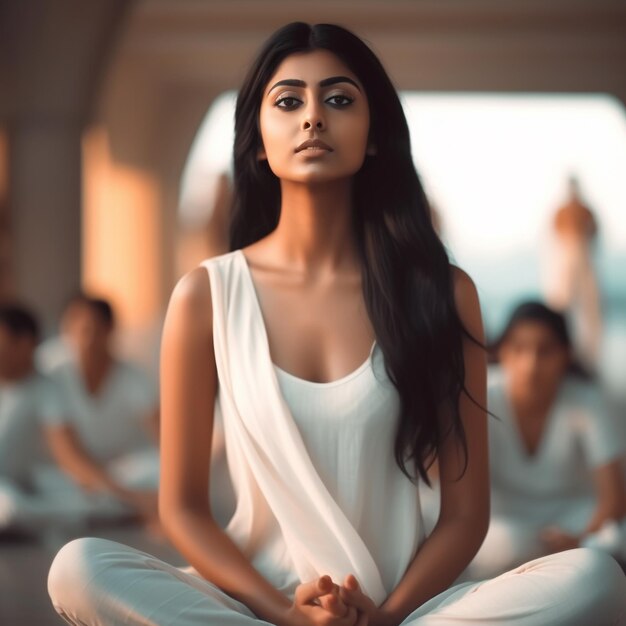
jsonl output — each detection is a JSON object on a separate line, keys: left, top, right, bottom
{"left": 295, "top": 138, "right": 334, "bottom": 153}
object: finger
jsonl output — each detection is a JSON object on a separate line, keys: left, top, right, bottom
{"left": 339, "top": 586, "right": 368, "bottom": 612}
{"left": 338, "top": 604, "right": 359, "bottom": 626}
{"left": 295, "top": 576, "right": 334, "bottom": 605}
{"left": 343, "top": 574, "right": 360, "bottom": 591}
{"left": 318, "top": 589, "right": 348, "bottom": 617}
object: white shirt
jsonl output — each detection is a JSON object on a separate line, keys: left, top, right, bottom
{"left": 49, "top": 360, "right": 158, "bottom": 464}
{"left": 488, "top": 372, "right": 624, "bottom": 531}
{"left": 0, "top": 373, "right": 64, "bottom": 485}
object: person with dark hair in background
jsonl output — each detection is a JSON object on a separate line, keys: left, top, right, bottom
{"left": 0, "top": 304, "right": 86, "bottom": 536}
{"left": 48, "top": 23, "right": 626, "bottom": 625}
{"left": 35, "top": 291, "right": 90, "bottom": 373}
{"left": 44, "top": 296, "right": 161, "bottom": 526}
{"left": 465, "top": 301, "right": 626, "bottom": 580}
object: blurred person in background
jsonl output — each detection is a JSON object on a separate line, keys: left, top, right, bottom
{"left": 544, "top": 175, "right": 602, "bottom": 373}
{"left": 44, "top": 296, "right": 161, "bottom": 527}
{"left": 466, "top": 301, "right": 626, "bottom": 580}
{"left": 36, "top": 292, "right": 90, "bottom": 373}
{"left": 0, "top": 304, "right": 87, "bottom": 537}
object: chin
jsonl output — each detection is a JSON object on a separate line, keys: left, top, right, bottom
{"left": 282, "top": 166, "right": 364, "bottom": 185}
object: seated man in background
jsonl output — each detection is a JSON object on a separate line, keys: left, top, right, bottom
{"left": 35, "top": 292, "right": 90, "bottom": 373}
{"left": 0, "top": 304, "right": 87, "bottom": 537}
{"left": 45, "top": 296, "right": 161, "bottom": 527}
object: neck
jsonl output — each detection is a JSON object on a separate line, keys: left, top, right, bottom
{"left": 268, "top": 178, "right": 359, "bottom": 274}
{"left": 508, "top": 380, "right": 561, "bottom": 416}
{"left": 78, "top": 347, "right": 112, "bottom": 373}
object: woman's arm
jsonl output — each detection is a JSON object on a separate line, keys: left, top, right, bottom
{"left": 159, "top": 266, "right": 357, "bottom": 626}
{"left": 361, "top": 268, "right": 489, "bottom": 626}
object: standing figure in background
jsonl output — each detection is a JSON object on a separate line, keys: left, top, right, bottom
{"left": 467, "top": 301, "right": 626, "bottom": 580}
{"left": 0, "top": 305, "right": 87, "bottom": 537}
{"left": 44, "top": 296, "right": 160, "bottom": 526}
{"left": 544, "top": 175, "right": 602, "bottom": 372}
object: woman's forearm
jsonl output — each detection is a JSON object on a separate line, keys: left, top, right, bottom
{"left": 378, "top": 516, "right": 487, "bottom": 625}
{"left": 162, "top": 507, "right": 294, "bottom": 625}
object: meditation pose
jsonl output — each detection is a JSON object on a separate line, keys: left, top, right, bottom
{"left": 48, "top": 23, "right": 626, "bottom": 625}
{"left": 0, "top": 305, "right": 85, "bottom": 536}
{"left": 468, "top": 301, "right": 626, "bottom": 579}
{"left": 45, "top": 296, "right": 160, "bottom": 524}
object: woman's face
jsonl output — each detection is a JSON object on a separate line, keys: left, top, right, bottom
{"left": 258, "top": 49, "right": 371, "bottom": 184}
{"left": 499, "top": 321, "right": 570, "bottom": 398}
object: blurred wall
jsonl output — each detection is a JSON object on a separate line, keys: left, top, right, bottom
{"left": 0, "top": 0, "right": 130, "bottom": 331}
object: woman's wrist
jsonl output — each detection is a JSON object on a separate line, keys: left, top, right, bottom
{"left": 255, "top": 595, "right": 294, "bottom": 626}
{"left": 372, "top": 607, "right": 399, "bottom": 626}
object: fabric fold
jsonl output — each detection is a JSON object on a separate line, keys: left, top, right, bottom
{"left": 203, "top": 251, "right": 388, "bottom": 605}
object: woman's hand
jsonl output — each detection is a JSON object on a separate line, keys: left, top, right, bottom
{"left": 284, "top": 575, "right": 360, "bottom": 626}
{"left": 338, "top": 575, "right": 395, "bottom": 626}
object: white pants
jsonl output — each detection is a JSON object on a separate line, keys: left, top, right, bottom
{"left": 48, "top": 538, "right": 626, "bottom": 625}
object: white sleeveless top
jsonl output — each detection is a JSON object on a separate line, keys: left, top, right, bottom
{"left": 201, "top": 250, "right": 424, "bottom": 604}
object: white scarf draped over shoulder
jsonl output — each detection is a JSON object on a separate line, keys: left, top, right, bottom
{"left": 202, "top": 250, "right": 423, "bottom": 606}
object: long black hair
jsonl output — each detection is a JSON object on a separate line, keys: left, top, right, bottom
{"left": 231, "top": 22, "right": 476, "bottom": 483}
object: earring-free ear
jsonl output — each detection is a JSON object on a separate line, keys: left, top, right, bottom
{"left": 366, "top": 143, "right": 377, "bottom": 156}
{"left": 257, "top": 147, "right": 267, "bottom": 161}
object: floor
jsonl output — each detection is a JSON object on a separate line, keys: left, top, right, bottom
{"left": 0, "top": 523, "right": 183, "bottom": 625}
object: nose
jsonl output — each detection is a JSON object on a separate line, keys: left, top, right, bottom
{"left": 301, "top": 101, "right": 325, "bottom": 131}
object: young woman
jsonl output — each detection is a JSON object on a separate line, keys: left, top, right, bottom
{"left": 48, "top": 22, "right": 626, "bottom": 625}
{"left": 466, "top": 301, "right": 626, "bottom": 580}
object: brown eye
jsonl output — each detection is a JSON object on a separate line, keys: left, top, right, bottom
{"left": 276, "top": 96, "right": 302, "bottom": 110}
{"left": 326, "top": 95, "right": 354, "bottom": 107}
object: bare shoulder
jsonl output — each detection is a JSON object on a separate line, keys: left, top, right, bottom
{"left": 451, "top": 265, "right": 483, "bottom": 339}
{"left": 165, "top": 266, "right": 213, "bottom": 335}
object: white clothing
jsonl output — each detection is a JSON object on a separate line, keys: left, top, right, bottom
{"left": 273, "top": 343, "right": 421, "bottom": 596}
{"left": 201, "top": 250, "right": 420, "bottom": 601}
{"left": 0, "top": 373, "right": 62, "bottom": 484}
{"left": 36, "top": 335, "right": 74, "bottom": 373}
{"left": 544, "top": 236, "right": 602, "bottom": 370}
{"left": 488, "top": 374, "right": 623, "bottom": 530}
{"left": 49, "top": 538, "right": 626, "bottom": 625}
{"left": 49, "top": 359, "right": 158, "bottom": 464}
{"left": 0, "top": 373, "right": 89, "bottom": 532}
{"left": 48, "top": 250, "right": 626, "bottom": 624}
{"left": 42, "top": 359, "right": 161, "bottom": 523}
{"left": 467, "top": 373, "right": 626, "bottom": 579}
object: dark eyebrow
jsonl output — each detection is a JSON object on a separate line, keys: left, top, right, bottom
{"left": 319, "top": 76, "right": 361, "bottom": 92}
{"left": 267, "top": 75, "right": 362, "bottom": 94}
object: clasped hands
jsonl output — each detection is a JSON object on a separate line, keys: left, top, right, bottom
{"left": 287, "top": 574, "right": 392, "bottom": 626}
